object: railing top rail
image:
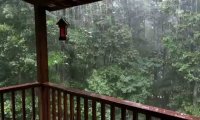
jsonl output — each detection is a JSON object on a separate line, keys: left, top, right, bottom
{"left": 0, "top": 82, "right": 40, "bottom": 93}
{"left": 43, "top": 82, "right": 200, "bottom": 120}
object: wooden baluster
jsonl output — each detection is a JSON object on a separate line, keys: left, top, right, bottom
{"left": 58, "top": 91, "right": 62, "bottom": 120}
{"left": 22, "top": 90, "right": 26, "bottom": 120}
{"left": 1, "top": 94, "right": 4, "bottom": 120}
{"left": 70, "top": 94, "right": 74, "bottom": 120}
{"left": 92, "top": 100, "right": 96, "bottom": 120}
{"left": 101, "top": 102, "right": 105, "bottom": 120}
{"left": 32, "top": 88, "right": 36, "bottom": 120}
{"left": 132, "top": 111, "right": 138, "bottom": 120}
{"left": 110, "top": 105, "right": 115, "bottom": 120}
{"left": 77, "top": 96, "right": 81, "bottom": 120}
{"left": 121, "top": 108, "right": 126, "bottom": 120}
{"left": 64, "top": 93, "right": 68, "bottom": 120}
{"left": 84, "top": 98, "right": 88, "bottom": 120}
{"left": 146, "top": 114, "right": 151, "bottom": 120}
{"left": 11, "top": 91, "right": 16, "bottom": 120}
{"left": 52, "top": 89, "right": 56, "bottom": 120}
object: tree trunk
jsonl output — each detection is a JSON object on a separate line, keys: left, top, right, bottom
{"left": 193, "top": 81, "right": 198, "bottom": 105}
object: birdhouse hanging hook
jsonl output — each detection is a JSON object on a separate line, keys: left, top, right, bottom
{"left": 57, "top": 18, "right": 70, "bottom": 42}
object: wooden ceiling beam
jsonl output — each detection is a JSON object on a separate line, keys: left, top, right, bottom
{"left": 23, "top": 0, "right": 101, "bottom": 11}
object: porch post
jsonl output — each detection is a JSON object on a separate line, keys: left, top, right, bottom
{"left": 34, "top": 6, "right": 50, "bottom": 120}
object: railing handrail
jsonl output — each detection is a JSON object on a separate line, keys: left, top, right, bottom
{"left": 0, "top": 82, "right": 40, "bottom": 93}
{"left": 43, "top": 82, "right": 199, "bottom": 120}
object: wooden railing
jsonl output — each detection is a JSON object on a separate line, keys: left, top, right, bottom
{"left": 0, "top": 83, "right": 40, "bottom": 120}
{"left": 0, "top": 82, "right": 199, "bottom": 120}
{"left": 43, "top": 83, "right": 199, "bottom": 120}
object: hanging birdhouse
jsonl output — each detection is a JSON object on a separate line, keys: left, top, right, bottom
{"left": 57, "top": 18, "right": 69, "bottom": 41}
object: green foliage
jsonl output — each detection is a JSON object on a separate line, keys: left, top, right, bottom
{"left": 182, "top": 102, "right": 200, "bottom": 116}
{"left": 87, "top": 64, "right": 152, "bottom": 103}
{"left": 0, "top": 0, "right": 36, "bottom": 86}
{"left": 161, "top": 1, "right": 200, "bottom": 115}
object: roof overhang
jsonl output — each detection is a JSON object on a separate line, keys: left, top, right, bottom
{"left": 23, "top": 0, "right": 101, "bottom": 11}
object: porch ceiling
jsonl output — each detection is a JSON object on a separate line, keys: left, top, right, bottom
{"left": 23, "top": 0, "right": 101, "bottom": 11}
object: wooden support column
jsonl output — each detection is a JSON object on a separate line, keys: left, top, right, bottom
{"left": 34, "top": 6, "right": 50, "bottom": 120}
{"left": 34, "top": 7, "right": 48, "bottom": 82}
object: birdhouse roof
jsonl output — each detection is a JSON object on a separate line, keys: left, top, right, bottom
{"left": 23, "top": 0, "right": 101, "bottom": 11}
{"left": 57, "top": 18, "right": 70, "bottom": 26}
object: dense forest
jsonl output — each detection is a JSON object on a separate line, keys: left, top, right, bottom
{"left": 0, "top": 0, "right": 200, "bottom": 117}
